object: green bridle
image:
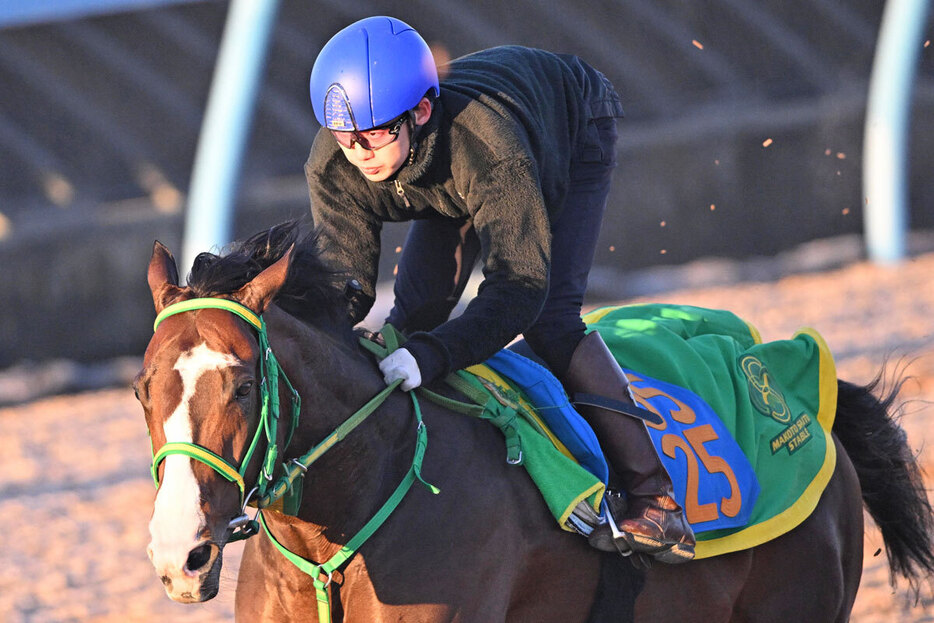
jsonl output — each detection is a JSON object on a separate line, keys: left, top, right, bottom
{"left": 146, "top": 297, "right": 501, "bottom": 623}
{"left": 149, "top": 297, "right": 301, "bottom": 537}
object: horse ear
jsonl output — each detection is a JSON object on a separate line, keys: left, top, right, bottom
{"left": 148, "top": 241, "right": 184, "bottom": 313}
{"left": 235, "top": 245, "right": 293, "bottom": 314}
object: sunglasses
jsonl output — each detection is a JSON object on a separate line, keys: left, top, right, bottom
{"left": 329, "top": 114, "right": 408, "bottom": 151}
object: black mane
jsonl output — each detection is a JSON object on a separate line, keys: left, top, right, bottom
{"left": 186, "top": 220, "right": 353, "bottom": 333}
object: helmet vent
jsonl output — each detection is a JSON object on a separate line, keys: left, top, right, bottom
{"left": 324, "top": 84, "right": 357, "bottom": 130}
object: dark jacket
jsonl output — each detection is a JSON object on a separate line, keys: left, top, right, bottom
{"left": 305, "top": 45, "right": 623, "bottom": 384}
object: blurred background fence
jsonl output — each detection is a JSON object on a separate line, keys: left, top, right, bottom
{"left": 1, "top": 0, "right": 933, "bottom": 377}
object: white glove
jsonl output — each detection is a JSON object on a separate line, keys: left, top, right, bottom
{"left": 379, "top": 348, "right": 422, "bottom": 391}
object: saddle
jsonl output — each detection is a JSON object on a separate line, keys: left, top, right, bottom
{"left": 466, "top": 304, "right": 838, "bottom": 559}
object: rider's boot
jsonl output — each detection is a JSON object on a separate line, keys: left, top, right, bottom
{"left": 561, "top": 331, "right": 695, "bottom": 564}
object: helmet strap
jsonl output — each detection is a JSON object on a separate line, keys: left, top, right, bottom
{"left": 406, "top": 110, "right": 419, "bottom": 166}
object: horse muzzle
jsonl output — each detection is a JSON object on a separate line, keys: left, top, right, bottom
{"left": 149, "top": 539, "right": 223, "bottom": 603}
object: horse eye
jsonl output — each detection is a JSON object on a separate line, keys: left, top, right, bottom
{"left": 236, "top": 381, "right": 254, "bottom": 398}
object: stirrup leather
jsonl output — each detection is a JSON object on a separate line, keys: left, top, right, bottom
{"left": 570, "top": 392, "right": 664, "bottom": 426}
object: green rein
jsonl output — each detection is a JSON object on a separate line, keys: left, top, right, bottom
{"left": 148, "top": 298, "right": 442, "bottom": 623}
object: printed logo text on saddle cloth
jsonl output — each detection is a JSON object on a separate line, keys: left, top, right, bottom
{"left": 582, "top": 304, "right": 838, "bottom": 559}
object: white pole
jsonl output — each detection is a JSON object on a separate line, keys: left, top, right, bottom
{"left": 180, "top": 0, "right": 280, "bottom": 279}
{"left": 862, "top": 0, "right": 930, "bottom": 264}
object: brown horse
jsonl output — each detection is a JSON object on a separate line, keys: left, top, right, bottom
{"left": 138, "top": 223, "right": 934, "bottom": 622}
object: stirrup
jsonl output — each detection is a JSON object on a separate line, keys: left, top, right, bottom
{"left": 587, "top": 494, "right": 634, "bottom": 557}
{"left": 604, "top": 498, "right": 634, "bottom": 557}
{"left": 605, "top": 497, "right": 696, "bottom": 564}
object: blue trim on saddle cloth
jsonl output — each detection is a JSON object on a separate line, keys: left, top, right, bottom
{"left": 484, "top": 348, "right": 761, "bottom": 535}
{"left": 626, "top": 370, "right": 761, "bottom": 533}
{"left": 484, "top": 349, "right": 610, "bottom": 485}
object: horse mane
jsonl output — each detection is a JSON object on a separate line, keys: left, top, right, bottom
{"left": 185, "top": 220, "right": 354, "bottom": 336}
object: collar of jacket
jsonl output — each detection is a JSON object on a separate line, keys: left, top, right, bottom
{"left": 392, "top": 98, "right": 443, "bottom": 185}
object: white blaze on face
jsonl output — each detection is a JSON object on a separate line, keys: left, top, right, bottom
{"left": 148, "top": 342, "right": 239, "bottom": 575}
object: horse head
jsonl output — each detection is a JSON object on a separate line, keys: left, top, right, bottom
{"left": 137, "top": 240, "right": 292, "bottom": 603}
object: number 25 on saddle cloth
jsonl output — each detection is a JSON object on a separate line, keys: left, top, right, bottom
{"left": 583, "top": 304, "right": 839, "bottom": 559}
{"left": 477, "top": 324, "right": 758, "bottom": 543}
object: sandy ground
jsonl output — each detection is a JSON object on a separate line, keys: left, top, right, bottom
{"left": 1, "top": 252, "right": 933, "bottom": 622}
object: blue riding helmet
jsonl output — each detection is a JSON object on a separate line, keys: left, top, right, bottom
{"left": 310, "top": 16, "right": 440, "bottom": 131}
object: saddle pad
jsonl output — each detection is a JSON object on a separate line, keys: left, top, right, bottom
{"left": 463, "top": 360, "right": 607, "bottom": 531}
{"left": 584, "top": 304, "right": 838, "bottom": 559}
{"left": 482, "top": 340, "right": 758, "bottom": 536}
{"left": 483, "top": 348, "right": 610, "bottom": 484}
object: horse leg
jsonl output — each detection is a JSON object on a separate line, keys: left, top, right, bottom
{"left": 730, "top": 437, "right": 863, "bottom": 623}
{"left": 583, "top": 553, "right": 646, "bottom": 622}
{"left": 833, "top": 438, "right": 865, "bottom": 619}
{"left": 635, "top": 551, "right": 753, "bottom": 622}
{"left": 503, "top": 538, "right": 606, "bottom": 623}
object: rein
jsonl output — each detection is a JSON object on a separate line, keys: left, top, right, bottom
{"left": 146, "top": 297, "right": 443, "bottom": 623}
{"left": 257, "top": 384, "right": 438, "bottom": 623}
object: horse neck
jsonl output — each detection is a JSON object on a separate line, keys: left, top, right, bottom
{"left": 263, "top": 308, "right": 416, "bottom": 552}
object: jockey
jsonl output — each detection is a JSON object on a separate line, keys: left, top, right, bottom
{"left": 305, "top": 15, "right": 695, "bottom": 563}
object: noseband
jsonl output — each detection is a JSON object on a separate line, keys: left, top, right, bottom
{"left": 149, "top": 298, "right": 301, "bottom": 539}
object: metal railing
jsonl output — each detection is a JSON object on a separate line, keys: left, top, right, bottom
{"left": 863, "top": 0, "right": 930, "bottom": 263}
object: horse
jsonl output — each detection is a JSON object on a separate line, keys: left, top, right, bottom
{"left": 137, "top": 222, "right": 934, "bottom": 622}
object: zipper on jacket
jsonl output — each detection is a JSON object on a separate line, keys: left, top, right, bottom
{"left": 394, "top": 179, "right": 411, "bottom": 208}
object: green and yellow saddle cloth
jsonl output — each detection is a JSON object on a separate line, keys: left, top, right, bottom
{"left": 469, "top": 303, "right": 838, "bottom": 559}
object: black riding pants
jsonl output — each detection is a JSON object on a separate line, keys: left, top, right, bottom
{"left": 386, "top": 117, "right": 619, "bottom": 377}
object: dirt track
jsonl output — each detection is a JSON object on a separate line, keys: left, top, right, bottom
{"left": 1, "top": 252, "right": 933, "bottom": 622}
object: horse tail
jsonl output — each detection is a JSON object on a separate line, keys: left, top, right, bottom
{"left": 833, "top": 373, "right": 934, "bottom": 593}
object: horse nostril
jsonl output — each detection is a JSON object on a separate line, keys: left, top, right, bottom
{"left": 185, "top": 543, "right": 213, "bottom": 573}
{"left": 161, "top": 575, "right": 172, "bottom": 588}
